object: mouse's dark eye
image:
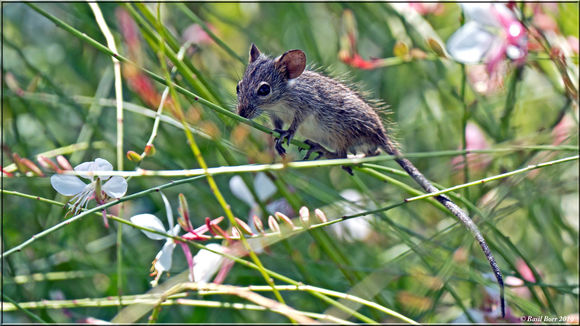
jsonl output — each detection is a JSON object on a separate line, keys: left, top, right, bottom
{"left": 257, "top": 83, "right": 271, "bottom": 96}
{"left": 236, "top": 83, "right": 240, "bottom": 94}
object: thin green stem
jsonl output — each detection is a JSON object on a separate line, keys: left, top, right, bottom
{"left": 460, "top": 64, "right": 471, "bottom": 203}
{"left": 11, "top": 91, "right": 241, "bottom": 155}
{"left": 24, "top": 3, "right": 311, "bottom": 152}
{"left": 2, "top": 295, "right": 353, "bottom": 324}
{"left": 0, "top": 189, "right": 397, "bottom": 323}
{"left": 52, "top": 152, "right": 579, "bottom": 179}
{"left": 88, "top": 3, "right": 126, "bottom": 309}
{"left": 1, "top": 175, "right": 204, "bottom": 257}
{"left": 401, "top": 155, "right": 578, "bottom": 204}
{"left": 500, "top": 66, "right": 523, "bottom": 140}
{"left": 2, "top": 141, "right": 109, "bottom": 174}
{"left": 148, "top": 282, "right": 313, "bottom": 324}
{"left": 203, "top": 284, "right": 417, "bottom": 324}
{"left": 175, "top": 3, "right": 245, "bottom": 63}
{"left": 153, "top": 4, "right": 288, "bottom": 312}
{"left": 2, "top": 294, "right": 48, "bottom": 324}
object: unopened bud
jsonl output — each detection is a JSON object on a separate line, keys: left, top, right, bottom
{"left": 206, "top": 217, "right": 230, "bottom": 240}
{"left": 427, "top": 38, "right": 446, "bottom": 58}
{"left": 393, "top": 41, "right": 409, "bottom": 58}
{"left": 144, "top": 144, "right": 156, "bottom": 156}
{"left": 127, "top": 150, "right": 142, "bottom": 162}
{"left": 275, "top": 212, "right": 295, "bottom": 229}
{"left": 410, "top": 48, "right": 427, "bottom": 60}
{"left": 338, "top": 49, "right": 351, "bottom": 62}
{"left": 37, "top": 155, "right": 61, "bottom": 172}
{"left": 178, "top": 193, "right": 192, "bottom": 231}
{"left": 1, "top": 166, "right": 14, "bottom": 177}
{"left": 12, "top": 153, "right": 27, "bottom": 173}
{"left": 20, "top": 158, "right": 44, "bottom": 176}
{"left": 231, "top": 227, "right": 240, "bottom": 239}
{"left": 342, "top": 9, "right": 357, "bottom": 41}
{"left": 314, "top": 209, "right": 328, "bottom": 223}
{"left": 234, "top": 217, "right": 253, "bottom": 235}
{"left": 56, "top": 155, "right": 73, "bottom": 170}
{"left": 252, "top": 215, "right": 264, "bottom": 233}
{"left": 177, "top": 216, "right": 189, "bottom": 232}
{"left": 268, "top": 215, "right": 280, "bottom": 233}
{"left": 299, "top": 206, "right": 310, "bottom": 227}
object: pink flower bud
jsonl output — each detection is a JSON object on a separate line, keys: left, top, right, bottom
{"left": 56, "top": 155, "right": 73, "bottom": 170}
{"left": 299, "top": 206, "right": 310, "bottom": 227}
{"left": 314, "top": 209, "right": 328, "bottom": 223}
{"left": 268, "top": 215, "right": 280, "bottom": 233}
{"left": 275, "top": 212, "right": 295, "bottom": 229}
{"left": 126, "top": 150, "right": 142, "bottom": 162}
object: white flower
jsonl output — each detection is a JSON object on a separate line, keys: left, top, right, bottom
{"left": 130, "top": 192, "right": 180, "bottom": 287}
{"left": 50, "top": 158, "right": 128, "bottom": 215}
{"left": 229, "top": 172, "right": 280, "bottom": 254}
{"left": 446, "top": 3, "right": 527, "bottom": 72}
{"left": 193, "top": 243, "right": 225, "bottom": 283}
{"left": 229, "top": 172, "right": 277, "bottom": 212}
{"left": 330, "top": 189, "right": 375, "bottom": 242}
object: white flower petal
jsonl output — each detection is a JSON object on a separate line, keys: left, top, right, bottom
{"left": 492, "top": 3, "right": 516, "bottom": 22}
{"left": 461, "top": 3, "right": 500, "bottom": 27}
{"left": 169, "top": 224, "right": 181, "bottom": 237}
{"left": 265, "top": 199, "right": 292, "bottom": 216}
{"left": 447, "top": 21, "right": 495, "bottom": 64}
{"left": 130, "top": 214, "right": 167, "bottom": 240}
{"left": 159, "top": 192, "right": 174, "bottom": 229}
{"left": 102, "top": 176, "right": 128, "bottom": 198}
{"left": 229, "top": 175, "right": 255, "bottom": 207}
{"left": 247, "top": 237, "right": 265, "bottom": 254}
{"left": 51, "top": 175, "right": 88, "bottom": 196}
{"left": 154, "top": 240, "right": 176, "bottom": 272}
{"left": 331, "top": 216, "right": 373, "bottom": 242}
{"left": 254, "top": 172, "right": 277, "bottom": 202}
{"left": 74, "top": 161, "right": 95, "bottom": 180}
{"left": 93, "top": 158, "right": 113, "bottom": 172}
{"left": 506, "top": 45, "right": 524, "bottom": 60}
{"left": 193, "top": 243, "right": 225, "bottom": 283}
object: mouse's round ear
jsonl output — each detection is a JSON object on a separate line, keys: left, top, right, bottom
{"left": 275, "top": 49, "right": 306, "bottom": 79}
{"left": 249, "top": 43, "right": 261, "bottom": 63}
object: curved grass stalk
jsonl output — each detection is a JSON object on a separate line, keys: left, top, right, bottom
{"left": 1, "top": 175, "right": 202, "bottom": 257}
{"left": 129, "top": 3, "right": 225, "bottom": 108}
{"left": 153, "top": 4, "right": 288, "bottom": 311}
{"left": 24, "top": 3, "right": 311, "bottom": 152}
{"left": 131, "top": 43, "right": 189, "bottom": 172}
{"left": 1, "top": 190, "right": 390, "bottom": 323}
{"left": 1, "top": 141, "right": 108, "bottom": 174}
{"left": 1, "top": 294, "right": 353, "bottom": 324}
{"left": 88, "top": 2, "right": 126, "bottom": 309}
{"left": 3, "top": 155, "right": 577, "bottom": 258}
{"left": 12, "top": 91, "right": 241, "bottom": 154}
{"left": 55, "top": 153, "right": 579, "bottom": 179}
{"left": 175, "top": 3, "right": 245, "bottom": 63}
{"left": 2, "top": 294, "right": 48, "bottom": 324}
{"left": 147, "top": 282, "right": 314, "bottom": 324}
{"left": 202, "top": 284, "right": 418, "bottom": 324}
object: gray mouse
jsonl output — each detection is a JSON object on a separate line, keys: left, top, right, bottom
{"left": 236, "top": 44, "right": 505, "bottom": 317}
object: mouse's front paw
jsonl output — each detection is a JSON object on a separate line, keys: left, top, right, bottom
{"left": 274, "top": 128, "right": 295, "bottom": 145}
{"left": 274, "top": 138, "right": 286, "bottom": 156}
{"left": 273, "top": 128, "right": 295, "bottom": 156}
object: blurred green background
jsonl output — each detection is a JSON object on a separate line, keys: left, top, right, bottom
{"left": 2, "top": 2, "right": 578, "bottom": 323}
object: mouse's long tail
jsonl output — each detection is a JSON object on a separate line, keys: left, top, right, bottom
{"left": 383, "top": 144, "right": 506, "bottom": 318}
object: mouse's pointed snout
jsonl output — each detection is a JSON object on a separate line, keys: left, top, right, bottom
{"left": 237, "top": 103, "right": 254, "bottom": 119}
